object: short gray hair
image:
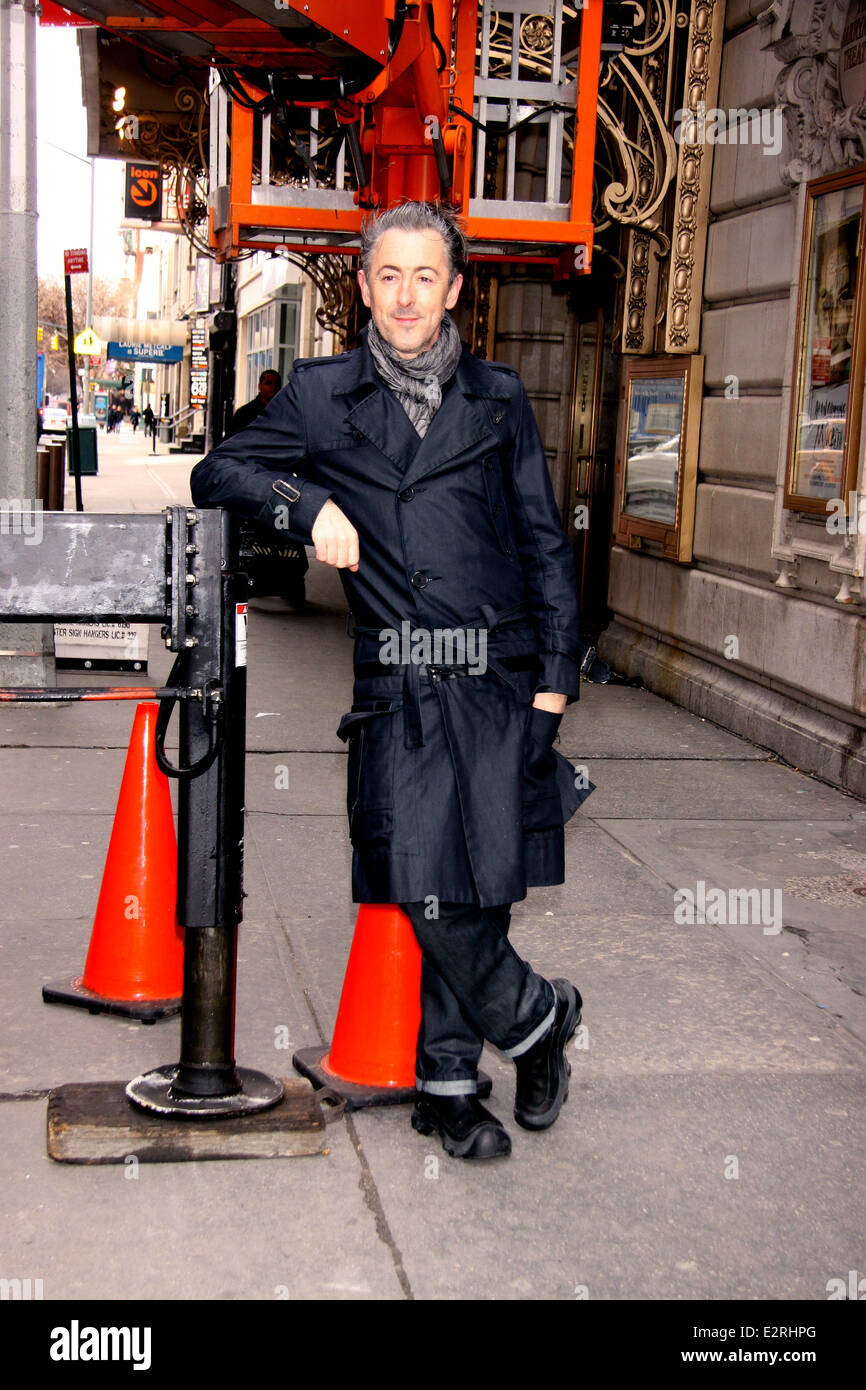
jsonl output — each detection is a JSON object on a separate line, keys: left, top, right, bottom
{"left": 359, "top": 201, "right": 467, "bottom": 285}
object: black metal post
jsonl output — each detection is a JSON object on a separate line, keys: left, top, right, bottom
{"left": 173, "top": 508, "right": 244, "bottom": 1097}
{"left": 63, "top": 274, "right": 83, "bottom": 512}
{"left": 126, "top": 508, "right": 281, "bottom": 1116}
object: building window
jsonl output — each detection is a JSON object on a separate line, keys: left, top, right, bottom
{"left": 242, "top": 289, "right": 301, "bottom": 403}
{"left": 785, "top": 164, "right": 866, "bottom": 516}
{"left": 277, "top": 299, "right": 299, "bottom": 382}
{"left": 614, "top": 354, "right": 704, "bottom": 563}
{"left": 244, "top": 301, "right": 275, "bottom": 402}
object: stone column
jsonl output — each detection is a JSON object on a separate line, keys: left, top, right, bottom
{"left": 0, "top": 0, "right": 55, "bottom": 684}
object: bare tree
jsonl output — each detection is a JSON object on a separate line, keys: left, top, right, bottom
{"left": 38, "top": 276, "right": 132, "bottom": 396}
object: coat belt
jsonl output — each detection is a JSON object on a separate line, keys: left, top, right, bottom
{"left": 348, "top": 602, "right": 535, "bottom": 749}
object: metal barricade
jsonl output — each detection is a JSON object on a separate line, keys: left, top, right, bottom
{"left": 0, "top": 507, "right": 283, "bottom": 1120}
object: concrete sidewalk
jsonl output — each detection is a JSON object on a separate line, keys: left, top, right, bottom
{"left": 1, "top": 441, "right": 864, "bottom": 1301}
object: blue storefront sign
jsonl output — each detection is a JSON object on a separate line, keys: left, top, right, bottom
{"left": 107, "top": 341, "right": 184, "bottom": 363}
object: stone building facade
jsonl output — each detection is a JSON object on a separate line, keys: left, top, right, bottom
{"left": 594, "top": 0, "right": 866, "bottom": 798}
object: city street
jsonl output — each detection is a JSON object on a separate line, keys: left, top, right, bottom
{"left": 59, "top": 421, "right": 201, "bottom": 512}
{"left": 3, "top": 0, "right": 865, "bottom": 1351}
{"left": 1, "top": 450, "right": 864, "bottom": 1303}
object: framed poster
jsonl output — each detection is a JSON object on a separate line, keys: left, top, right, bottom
{"left": 615, "top": 355, "right": 704, "bottom": 562}
{"left": 785, "top": 165, "right": 866, "bottom": 515}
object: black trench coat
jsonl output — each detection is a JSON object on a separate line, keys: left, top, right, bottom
{"left": 190, "top": 333, "right": 591, "bottom": 907}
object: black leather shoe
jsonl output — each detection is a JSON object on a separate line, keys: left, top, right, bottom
{"left": 513, "top": 979, "right": 581, "bottom": 1131}
{"left": 411, "top": 1093, "right": 511, "bottom": 1160}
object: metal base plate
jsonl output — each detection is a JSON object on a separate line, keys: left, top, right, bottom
{"left": 126, "top": 1064, "right": 284, "bottom": 1118}
{"left": 42, "top": 976, "right": 181, "bottom": 1023}
{"left": 292, "top": 1046, "right": 492, "bottom": 1112}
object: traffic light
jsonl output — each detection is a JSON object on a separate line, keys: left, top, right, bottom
{"left": 37, "top": 326, "right": 43, "bottom": 342}
{"left": 50, "top": 334, "right": 59, "bottom": 350}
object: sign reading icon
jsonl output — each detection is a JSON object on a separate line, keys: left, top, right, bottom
{"left": 74, "top": 328, "right": 103, "bottom": 357}
{"left": 63, "top": 248, "right": 88, "bottom": 275}
{"left": 124, "top": 162, "right": 162, "bottom": 220}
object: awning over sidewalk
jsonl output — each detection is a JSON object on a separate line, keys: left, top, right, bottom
{"left": 107, "top": 343, "right": 184, "bottom": 363}
{"left": 93, "top": 317, "right": 187, "bottom": 347}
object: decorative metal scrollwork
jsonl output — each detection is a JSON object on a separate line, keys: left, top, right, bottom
{"left": 596, "top": 55, "right": 677, "bottom": 231}
{"left": 280, "top": 252, "right": 358, "bottom": 352}
{"left": 520, "top": 15, "right": 554, "bottom": 55}
{"left": 112, "top": 79, "right": 213, "bottom": 257}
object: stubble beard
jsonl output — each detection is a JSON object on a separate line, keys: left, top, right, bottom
{"left": 381, "top": 313, "right": 444, "bottom": 361}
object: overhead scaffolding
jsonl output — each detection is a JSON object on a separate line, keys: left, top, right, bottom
{"left": 44, "top": 1, "right": 603, "bottom": 267}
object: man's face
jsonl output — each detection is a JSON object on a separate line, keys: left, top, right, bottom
{"left": 259, "top": 374, "right": 280, "bottom": 404}
{"left": 358, "top": 227, "right": 463, "bottom": 360}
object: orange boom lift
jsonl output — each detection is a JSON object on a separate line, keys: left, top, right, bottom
{"left": 45, "top": 0, "right": 602, "bottom": 269}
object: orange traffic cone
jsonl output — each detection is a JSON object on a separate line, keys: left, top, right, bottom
{"left": 293, "top": 904, "right": 491, "bottom": 1109}
{"left": 43, "top": 702, "right": 184, "bottom": 1022}
{"left": 328, "top": 904, "right": 421, "bottom": 1087}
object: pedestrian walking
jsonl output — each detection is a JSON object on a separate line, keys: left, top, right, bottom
{"left": 190, "top": 201, "right": 590, "bottom": 1161}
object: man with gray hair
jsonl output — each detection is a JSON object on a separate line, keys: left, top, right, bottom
{"left": 191, "top": 200, "right": 588, "bottom": 1161}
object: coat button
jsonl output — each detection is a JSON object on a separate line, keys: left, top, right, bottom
{"left": 411, "top": 570, "right": 429, "bottom": 588}
{"left": 399, "top": 486, "right": 415, "bottom": 501}
{"left": 483, "top": 459, "right": 494, "bottom": 471}
{"left": 492, "top": 503, "right": 501, "bottom": 517}
{"left": 493, "top": 412, "right": 503, "bottom": 424}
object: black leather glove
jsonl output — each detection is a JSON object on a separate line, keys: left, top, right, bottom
{"left": 523, "top": 706, "right": 563, "bottom": 774}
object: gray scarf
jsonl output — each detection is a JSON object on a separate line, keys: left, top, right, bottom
{"left": 367, "top": 312, "right": 463, "bottom": 437}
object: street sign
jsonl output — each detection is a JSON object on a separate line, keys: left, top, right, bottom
{"left": 54, "top": 622, "right": 150, "bottom": 673}
{"left": 64, "top": 249, "right": 89, "bottom": 275}
{"left": 190, "top": 325, "right": 209, "bottom": 408}
{"left": 74, "top": 328, "right": 103, "bottom": 357}
{"left": 107, "top": 340, "right": 183, "bottom": 363}
{"left": 124, "top": 163, "right": 163, "bottom": 221}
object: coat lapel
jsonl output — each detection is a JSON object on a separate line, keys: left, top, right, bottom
{"left": 332, "top": 335, "right": 509, "bottom": 484}
{"left": 331, "top": 335, "right": 419, "bottom": 475}
{"left": 399, "top": 350, "right": 505, "bottom": 489}
{"left": 344, "top": 388, "right": 420, "bottom": 474}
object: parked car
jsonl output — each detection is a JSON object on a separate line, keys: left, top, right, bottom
{"left": 624, "top": 433, "right": 681, "bottom": 521}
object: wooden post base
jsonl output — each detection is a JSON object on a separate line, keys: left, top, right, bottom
{"left": 47, "top": 1077, "right": 332, "bottom": 1164}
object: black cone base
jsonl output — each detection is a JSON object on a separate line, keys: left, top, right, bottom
{"left": 42, "top": 976, "right": 181, "bottom": 1023}
{"left": 292, "top": 1045, "right": 492, "bottom": 1112}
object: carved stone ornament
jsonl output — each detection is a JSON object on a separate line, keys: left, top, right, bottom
{"left": 665, "top": 0, "right": 726, "bottom": 351}
{"left": 759, "top": 0, "right": 866, "bottom": 183}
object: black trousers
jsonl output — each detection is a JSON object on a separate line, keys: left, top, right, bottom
{"left": 398, "top": 900, "right": 556, "bottom": 1096}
